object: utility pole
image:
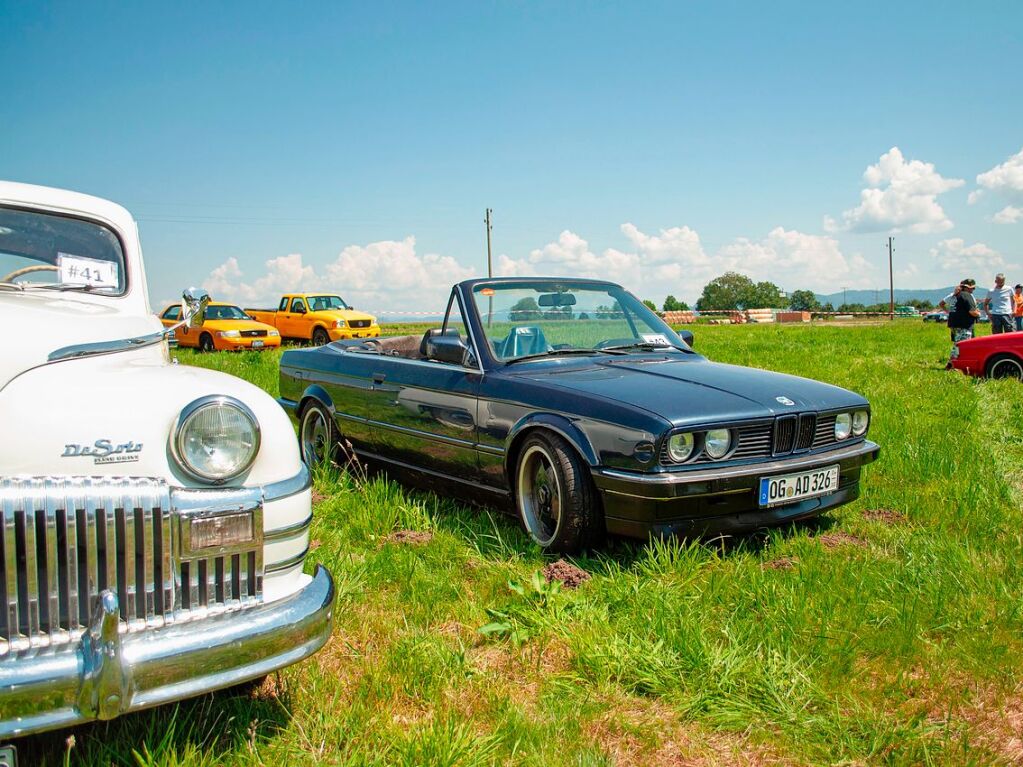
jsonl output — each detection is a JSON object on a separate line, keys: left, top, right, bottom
{"left": 842, "top": 286, "right": 848, "bottom": 307}
{"left": 887, "top": 236, "right": 895, "bottom": 320}
{"left": 484, "top": 208, "right": 494, "bottom": 326}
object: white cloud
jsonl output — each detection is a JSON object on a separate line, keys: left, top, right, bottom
{"left": 826, "top": 147, "right": 964, "bottom": 234}
{"left": 499, "top": 224, "right": 872, "bottom": 304}
{"left": 991, "top": 205, "right": 1023, "bottom": 225}
{"left": 202, "top": 239, "right": 477, "bottom": 314}
{"left": 976, "top": 147, "right": 1023, "bottom": 196}
{"left": 929, "top": 238, "right": 1005, "bottom": 275}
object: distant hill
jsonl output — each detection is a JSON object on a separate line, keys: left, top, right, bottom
{"left": 814, "top": 287, "right": 991, "bottom": 306}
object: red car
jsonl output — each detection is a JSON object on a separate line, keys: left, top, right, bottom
{"left": 950, "top": 332, "right": 1023, "bottom": 379}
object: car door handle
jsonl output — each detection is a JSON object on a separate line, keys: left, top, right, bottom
{"left": 372, "top": 372, "right": 386, "bottom": 385}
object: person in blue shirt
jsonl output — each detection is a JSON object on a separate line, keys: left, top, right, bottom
{"left": 983, "top": 273, "right": 1015, "bottom": 334}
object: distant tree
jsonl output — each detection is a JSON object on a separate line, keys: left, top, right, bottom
{"left": 662, "top": 295, "right": 686, "bottom": 312}
{"left": 509, "top": 297, "right": 541, "bottom": 321}
{"left": 820, "top": 302, "right": 834, "bottom": 313}
{"left": 642, "top": 299, "right": 657, "bottom": 311}
{"left": 789, "top": 289, "right": 821, "bottom": 312}
{"left": 837, "top": 302, "right": 867, "bottom": 313}
{"left": 697, "top": 272, "right": 787, "bottom": 311}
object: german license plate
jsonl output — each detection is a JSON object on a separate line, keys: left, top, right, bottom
{"left": 251, "top": 340, "right": 264, "bottom": 348}
{"left": 759, "top": 464, "right": 839, "bottom": 507}
{"left": 0, "top": 744, "right": 16, "bottom": 767}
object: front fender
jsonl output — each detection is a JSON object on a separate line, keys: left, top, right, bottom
{"left": 504, "top": 413, "right": 600, "bottom": 484}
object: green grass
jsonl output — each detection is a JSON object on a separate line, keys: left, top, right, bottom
{"left": 21, "top": 321, "right": 1023, "bottom": 765}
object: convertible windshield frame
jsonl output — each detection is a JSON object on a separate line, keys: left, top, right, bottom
{"left": 0, "top": 204, "right": 129, "bottom": 296}
{"left": 459, "top": 278, "right": 690, "bottom": 368}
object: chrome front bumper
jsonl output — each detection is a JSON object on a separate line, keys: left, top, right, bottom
{"left": 0, "top": 564, "right": 333, "bottom": 739}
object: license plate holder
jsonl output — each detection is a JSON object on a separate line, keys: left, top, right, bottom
{"left": 251, "top": 340, "right": 264, "bottom": 348}
{"left": 0, "top": 744, "right": 17, "bottom": 767}
{"left": 759, "top": 464, "right": 839, "bottom": 507}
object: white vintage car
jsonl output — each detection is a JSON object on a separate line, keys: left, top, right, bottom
{"left": 0, "top": 181, "right": 334, "bottom": 750}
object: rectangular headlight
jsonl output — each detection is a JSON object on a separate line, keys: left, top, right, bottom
{"left": 189, "top": 511, "right": 254, "bottom": 550}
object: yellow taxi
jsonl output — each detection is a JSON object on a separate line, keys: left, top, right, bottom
{"left": 158, "top": 301, "right": 282, "bottom": 351}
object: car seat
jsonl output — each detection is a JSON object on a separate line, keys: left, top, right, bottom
{"left": 500, "top": 326, "right": 549, "bottom": 357}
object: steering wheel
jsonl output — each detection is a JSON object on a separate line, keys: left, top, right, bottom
{"left": 0, "top": 264, "right": 58, "bottom": 283}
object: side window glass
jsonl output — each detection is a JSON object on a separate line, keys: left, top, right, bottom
{"left": 440, "top": 292, "right": 476, "bottom": 366}
{"left": 279, "top": 297, "right": 289, "bottom": 311}
{"left": 163, "top": 306, "right": 181, "bottom": 320}
{"left": 291, "top": 298, "right": 306, "bottom": 313}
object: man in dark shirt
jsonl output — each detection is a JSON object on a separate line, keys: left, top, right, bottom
{"left": 946, "top": 278, "right": 980, "bottom": 367}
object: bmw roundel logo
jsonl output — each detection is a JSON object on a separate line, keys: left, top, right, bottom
{"left": 775, "top": 396, "right": 795, "bottom": 406}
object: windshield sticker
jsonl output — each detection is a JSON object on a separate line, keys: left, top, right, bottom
{"left": 58, "top": 253, "right": 119, "bottom": 289}
{"left": 641, "top": 333, "right": 671, "bottom": 346}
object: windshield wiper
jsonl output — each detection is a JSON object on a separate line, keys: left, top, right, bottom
{"left": 599, "top": 341, "right": 694, "bottom": 354}
{"left": 504, "top": 348, "right": 628, "bottom": 365}
{"left": 19, "top": 282, "right": 110, "bottom": 293}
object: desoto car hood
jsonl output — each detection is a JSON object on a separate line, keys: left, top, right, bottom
{"left": 512, "top": 356, "right": 867, "bottom": 426}
{"left": 0, "top": 291, "right": 162, "bottom": 390}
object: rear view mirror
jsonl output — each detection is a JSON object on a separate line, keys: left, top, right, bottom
{"left": 679, "top": 329, "right": 694, "bottom": 348}
{"left": 426, "top": 334, "right": 472, "bottom": 366}
{"left": 538, "top": 292, "right": 576, "bottom": 307}
{"left": 182, "top": 287, "right": 210, "bottom": 328}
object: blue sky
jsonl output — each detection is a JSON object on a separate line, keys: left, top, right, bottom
{"left": 4, "top": 1, "right": 1022, "bottom": 312}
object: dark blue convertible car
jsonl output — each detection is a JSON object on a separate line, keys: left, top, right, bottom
{"left": 278, "top": 278, "right": 879, "bottom": 553}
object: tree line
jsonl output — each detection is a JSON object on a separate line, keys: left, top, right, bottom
{"left": 643, "top": 272, "right": 936, "bottom": 313}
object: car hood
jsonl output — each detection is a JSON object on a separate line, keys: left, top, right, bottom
{"left": 0, "top": 291, "right": 162, "bottom": 390}
{"left": 311, "top": 309, "right": 377, "bottom": 323}
{"left": 510, "top": 356, "right": 867, "bottom": 426}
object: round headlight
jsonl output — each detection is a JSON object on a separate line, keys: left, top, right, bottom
{"left": 334, "top": 319, "right": 346, "bottom": 328}
{"left": 173, "top": 396, "right": 260, "bottom": 482}
{"left": 834, "top": 412, "right": 852, "bottom": 440}
{"left": 667, "top": 432, "right": 695, "bottom": 462}
{"left": 704, "top": 429, "right": 732, "bottom": 459}
{"left": 852, "top": 410, "right": 869, "bottom": 436}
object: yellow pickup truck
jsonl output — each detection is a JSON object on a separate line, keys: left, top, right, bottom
{"left": 247, "top": 293, "right": 380, "bottom": 345}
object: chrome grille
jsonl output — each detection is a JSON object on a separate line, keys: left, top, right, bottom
{"left": 1, "top": 477, "right": 262, "bottom": 655}
{"left": 240, "top": 329, "right": 268, "bottom": 338}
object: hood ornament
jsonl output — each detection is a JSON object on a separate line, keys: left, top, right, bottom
{"left": 775, "top": 396, "right": 795, "bottom": 406}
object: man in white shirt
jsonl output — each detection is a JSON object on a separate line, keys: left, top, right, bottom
{"left": 984, "top": 273, "right": 1015, "bottom": 334}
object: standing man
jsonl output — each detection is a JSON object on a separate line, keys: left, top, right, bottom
{"left": 1013, "top": 283, "right": 1023, "bottom": 332}
{"left": 947, "top": 278, "right": 980, "bottom": 368}
{"left": 983, "top": 273, "right": 1014, "bottom": 334}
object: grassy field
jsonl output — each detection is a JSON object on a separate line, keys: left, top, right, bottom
{"left": 21, "top": 321, "right": 1023, "bottom": 766}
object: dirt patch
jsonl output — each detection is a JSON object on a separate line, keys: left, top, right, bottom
{"left": 309, "top": 538, "right": 322, "bottom": 552}
{"left": 956, "top": 685, "right": 1023, "bottom": 764}
{"left": 386, "top": 529, "right": 434, "bottom": 546}
{"left": 817, "top": 532, "right": 869, "bottom": 549}
{"left": 763, "top": 556, "right": 798, "bottom": 570}
{"left": 542, "top": 559, "right": 591, "bottom": 589}
{"left": 248, "top": 672, "right": 285, "bottom": 702}
{"left": 862, "top": 508, "right": 907, "bottom": 525}
{"left": 310, "top": 489, "right": 327, "bottom": 505}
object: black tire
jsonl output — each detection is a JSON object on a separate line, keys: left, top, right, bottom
{"left": 986, "top": 353, "right": 1023, "bottom": 380}
{"left": 311, "top": 327, "right": 330, "bottom": 346}
{"left": 299, "top": 400, "right": 339, "bottom": 468}
{"left": 198, "top": 333, "right": 215, "bottom": 353}
{"left": 515, "top": 431, "right": 600, "bottom": 555}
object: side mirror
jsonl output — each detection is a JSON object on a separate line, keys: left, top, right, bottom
{"left": 427, "top": 335, "right": 471, "bottom": 366}
{"left": 679, "top": 329, "right": 694, "bottom": 348}
{"left": 182, "top": 287, "right": 210, "bottom": 328}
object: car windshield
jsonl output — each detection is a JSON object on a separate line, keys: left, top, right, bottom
{"left": 205, "top": 304, "right": 250, "bottom": 321}
{"left": 469, "top": 281, "right": 691, "bottom": 361}
{"left": 0, "top": 206, "right": 126, "bottom": 293}
{"left": 308, "top": 295, "right": 349, "bottom": 311}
